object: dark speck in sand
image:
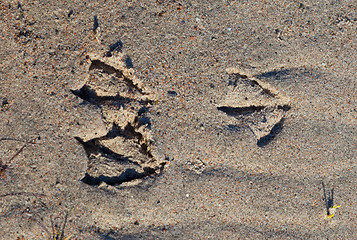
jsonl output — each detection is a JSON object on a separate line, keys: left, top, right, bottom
{"left": 168, "top": 91, "right": 177, "bottom": 97}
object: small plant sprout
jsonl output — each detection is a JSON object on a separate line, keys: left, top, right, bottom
{"left": 49, "top": 213, "right": 73, "bottom": 240}
{"left": 327, "top": 204, "right": 341, "bottom": 219}
{"left": 322, "top": 182, "right": 341, "bottom": 219}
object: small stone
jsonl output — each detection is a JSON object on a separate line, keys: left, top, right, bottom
{"left": 167, "top": 90, "right": 177, "bottom": 97}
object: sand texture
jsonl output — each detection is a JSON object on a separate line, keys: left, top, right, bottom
{"left": 0, "top": 0, "right": 356, "bottom": 239}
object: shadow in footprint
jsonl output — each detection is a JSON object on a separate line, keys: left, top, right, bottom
{"left": 81, "top": 167, "right": 157, "bottom": 186}
{"left": 257, "top": 118, "right": 285, "bottom": 147}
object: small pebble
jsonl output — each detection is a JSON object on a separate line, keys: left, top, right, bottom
{"left": 168, "top": 90, "right": 177, "bottom": 97}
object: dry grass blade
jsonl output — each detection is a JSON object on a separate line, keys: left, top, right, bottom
{"left": 0, "top": 137, "right": 38, "bottom": 178}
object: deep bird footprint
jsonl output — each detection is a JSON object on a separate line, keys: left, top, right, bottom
{"left": 72, "top": 51, "right": 166, "bottom": 187}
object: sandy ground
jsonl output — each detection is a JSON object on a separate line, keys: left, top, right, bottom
{"left": 0, "top": 0, "right": 356, "bottom": 239}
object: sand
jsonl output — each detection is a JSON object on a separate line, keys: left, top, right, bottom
{"left": 0, "top": 0, "right": 356, "bottom": 239}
